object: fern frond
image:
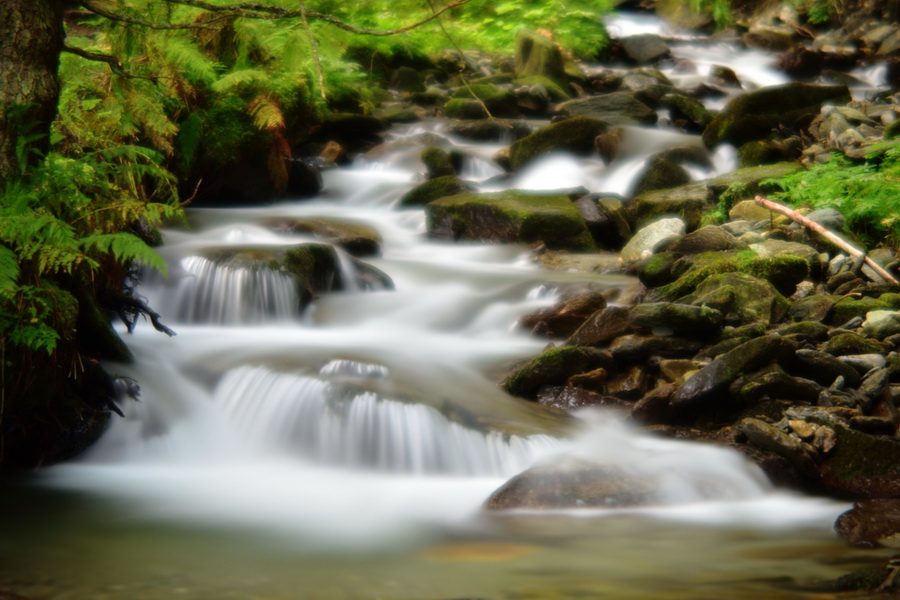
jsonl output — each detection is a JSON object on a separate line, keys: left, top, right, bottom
{"left": 248, "top": 94, "right": 285, "bottom": 132}
{"left": 80, "top": 232, "right": 169, "bottom": 276}
{"left": 212, "top": 68, "right": 272, "bottom": 92}
{"left": 159, "top": 36, "right": 220, "bottom": 85}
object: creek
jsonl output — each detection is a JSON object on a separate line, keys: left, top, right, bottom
{"left": 0, "top": 12, "right": 894, "bottom": 600}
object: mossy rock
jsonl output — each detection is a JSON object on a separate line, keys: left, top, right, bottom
{"left": 655, "top": 252, "right": 806, "bottom": 301}
{"left": 420, "top": 146, "right": 456, "bottom": 179}
{"left": 398, "top": 176, "right": 473, "bottom": 208}
{"left": 628, "top": 182, "right": 710, "bottom": 230}
{"left": 443, "top": 98, "right": 491, "bottom": 120}
{"left": 508, "top": 116, "right": 609, "bottom": 171}
{"left": 555, "top": 92, "right": 658, "bottom": 126}
{"left": 636, "top": 251, "right": 681, "bottom": 287}
{"left": 426, "top": 190, "right": 596, "bottom": 251}
{"left": 671, "top": 335, "right": 797, "bottom": 412}
{"left": 702, "top": 82, "right": 850, "bottom": 147}
{"left": 737, "top": 140, "right": 789, "bottom": 167}
{"left": 451, "top": 83, "right": 519, "bottom": 118}
{"left": 629, "top": 302, "right": 723, "bottom": 336}
{"left": 823, "top": 332, "right": 889, "bottom": 356}
{"left": 631, "top": 156, "right": 692, "bottom": 196}
{"left": 312, "top": 113, "right": 391, "bottom": 151}
{"left": 282, "top": 243, "right": 343, "bottom": 307}
{"left": 514, "top": 75, "right": 571, "bottom": 101}
{"left": 661, "top": 92, "right": 713, "bottom": 131}
{"left": 262, "top": 217, "right": 383, "bottom": 257}
{"left": 514, "top": 29, "right": 568, "bottom": 86}
{"left": 501, "top": 346, "right": 614, "bottom": 400}
{"left": 682, "top": 271, "right": 791, "bottom": 326}
{"left": 827, "top": 297, "right": 893, "bottom": 326}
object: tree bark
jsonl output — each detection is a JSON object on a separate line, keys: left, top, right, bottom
{"left": 0, "top": 0, "right": 65, "bottom": 182}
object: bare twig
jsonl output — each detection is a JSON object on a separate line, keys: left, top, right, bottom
{"left": 753, "top": 195, "right": 898, "bottom": 284}
{"left": 81, "top": 0, "right": 227, "bottom": 29}
{"left": 63, "top": 44, "right": 161, "bottom": 80}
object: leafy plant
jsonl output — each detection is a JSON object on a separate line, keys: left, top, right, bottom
{"left": 688, "top": 0, "right": 734, "bottom": 29}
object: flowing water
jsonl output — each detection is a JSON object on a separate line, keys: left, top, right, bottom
{"left": 1, "top": 13, "right": 894, "bottom": 600}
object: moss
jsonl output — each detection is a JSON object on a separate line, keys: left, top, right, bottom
{"left": 501, "top": 346, "right": 613, "bottom": 400}
{"left": 398, "top": 176, "right": 471, "bottom": 208}
{"left": 827, "top": 296, "right": 892, "bottom": 326}
{"left": 737, "top": 140, "right": 785, "bottom": 167}
{"left": 443, "top": 98, "right": 489, "bottom": 120}
{"left": 420, "top": 146, "right": 455, "bottom": 179}
{"left": 514, "top": 75, "right": 571, "bottom": 101}
{"left": 655, "top": 252, "right": 807, "bottom": 300}
{"left": 637, "top": 251, "right": 680, "bottom": 287}
{"left": 880, "top": 292, "right": 900, "bottom": 308}
{"left": 427, "top": 190, "right": 596, "bottom": 251}
{"left": 508, "top": 116, "right": 608, "bottom": 170}
{"left": 451, "top": 84, "right": 518, "bottom": 117}
{"left": 776, "top": 320, "right": 830, "bottom": 339}
{"left": 282, "top": 243, "right": 342, "bottom": 307}
{"left": 823, "top": 332, "right": 887, "bottom": 356}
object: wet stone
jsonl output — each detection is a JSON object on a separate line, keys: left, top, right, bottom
{"left": 836, "top": 499, "right": 900, "bottom": 548}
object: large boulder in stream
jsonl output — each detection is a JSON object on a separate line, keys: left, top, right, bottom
{"left": 426, "top": 190, "right": 597, "bottom": 251}
{"left": 508, "top": 116, "right": 608, "bottom": 171}
{"left": 514, "top": 29, "right": 568, "bottom": 85}
{"left": 702, "top": 82, "right": 851, "bottom": 147}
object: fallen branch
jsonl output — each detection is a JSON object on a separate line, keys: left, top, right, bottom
{"left": 754, "top": 195, "right": 898, "bottom": 284}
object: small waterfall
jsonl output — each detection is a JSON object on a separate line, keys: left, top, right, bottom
{"left": 154, "top": 254, "right": 299, "bottom": 325}
{"left": 213, "top": 365, "right": 560, "bottom": 476}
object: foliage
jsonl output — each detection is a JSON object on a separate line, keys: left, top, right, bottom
{"left": 764, "top": 147, "right": 900, "bottom": 247}
{"left": 789, "top": 0, "right": 838, "bottom": 24}
{"left": 688, "top": 0, "right": 734, "bottom": 29}
{"left": 0, "top": 145, "right": 180, "bottom": 356}
{"left": 701, "top": 182, "right": 749, "bottom": 226}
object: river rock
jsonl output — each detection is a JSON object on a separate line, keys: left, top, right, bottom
{"left": 520, "top": 290, "right": 608, "bottom": 338}
{"left": 627, "top": 182, "right": 710, "bottom": 231}
{"left": 262, "top": 217, "right": 382, "bottom": 257}
{"left": 485, "top": 459, "right": 666, "bottom": 509}
{"left": 282, "top": 243, "right": 345, "bottom": 307}
{"left": 671, "top": 335, "right": 797, "bottom": 412}
{"left": 398, "top": 175, "right": 473, "bottom": 208}
{"left": 862, "top": 310, "right": 900, "bottom": 339}
{"left": 507, "top": 116, "right": 609, "bottom": 171}
{"left": 666, "top": 225, "right": 749, "bottom": 255}
{"left": 728, "top": 199, "right": 772, "bottom": 222}
{"left": 567, "top": 305, "right": 633, "bottom": 347}
{"left": 836, "top": 499, "right": 900, "bottom": 548}
{"left": 420, "top": 146, "right": 457, "bottom": 179}
{"left": 450, "top": 83, "right": 519, "bottom": 118}
{"left": 620, "top": 217, "right": 686, "bottom": 263}
{"left": 620, "top": 34, "right": 670, "bottom": 64}
{"left": 629, "top": 302, "right": 723, "bottom": 336}
{"left": 311, "top": 113, "right": 391, "bottom": 153}
{"left": 749, "top": 239, "right": 822, "bottom": 273}
{"left": 609, "top": 334, "right": 706, "bottom": 362}
{"left": 737, "top": 418, "right": 819, "bottom": 473}
{"left": 631, "top": 156, "right": 692, "bottom": 196}
{"left": 501, "top": 346, "right": 615, "bottom": 400}
{"left": 445, "top": 119, "right": 533, "bottom": 142}
{"left": 824, "top": 332, "right": 889, "bottom": 357}
{"left": 555, "top": 92, "right": 658, "bottom": 126}
{"left": 702, "top": 82, "right": 851, "bottom": 148}
{"left": 426, "top": 190, "right": 596, "bottom": 250}
{"left": 790, "top": 348, "right": 862, "bottom": 387}
{"left": 685, "top": 272, "right": 790, "bottom": 325}
{"left": 575, "top": 195, "right": 632, "bottom": 249}
{"left": 731, "top": 364, "right": 822, "bottom": 405}
{"left": 661, "top": 93, "right": 713, "bottom": 132}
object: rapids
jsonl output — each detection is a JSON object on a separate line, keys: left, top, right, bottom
{"left": 1, "top": 12, "right": 891, "bottom": 600}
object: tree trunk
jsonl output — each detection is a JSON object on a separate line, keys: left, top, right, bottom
{"left": 0, "top": 0, "right": 65, "bottom": 182}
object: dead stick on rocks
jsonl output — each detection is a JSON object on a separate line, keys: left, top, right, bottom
{"left": 754, "top": 195, "right": 898, "bottom": 284}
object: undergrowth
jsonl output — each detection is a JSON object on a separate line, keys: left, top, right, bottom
{"left": 765, "top": 147, "right": 900, "bottom": 247}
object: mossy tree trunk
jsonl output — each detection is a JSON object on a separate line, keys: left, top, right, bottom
{"left": 0, "top": 0, "right": 64, "bottom": 182}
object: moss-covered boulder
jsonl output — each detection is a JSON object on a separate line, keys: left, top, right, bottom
{"left": 397, "top": 175, "right": 473, "bottom": 208}
{"left": 282, "top": 243, "right": 344, "bottom": 306}
{"left": 501, "top": 346, "right": 615, "bottom": 400}
{"left": 702, "top": 82, "right": 851, "bottom": 147}
{"left": 443, "top": 98, "right": 491, "bottom": 120}
{"left": 684, "top": 271, "right": 791, "bottom": 325}
{"left": 555, "top": 92, "right": 658, "bottom": 125}
{"left": 420, "top": 146, "right": 457, "bottom": 179}
{"left": 631, "top": 156, "right": 692, "bottom": 196}
{"left": 508, "top": 116, "right": 609, "bottom": 171}
{"left": 451, "top": 83, "right": 519, "bottom": 118}
{"left": 426, "top": 190, "right": 597, "bottom": 250}
{"left": 514, "top": 29, "right": 568, "bottom": 85}
{"left": 260, "top": 217, "right": 383, "bottom": 257}
{"left": 661, "top": 92, "right": 713, "bottom": 132}
{"left": 629, "top": 302, "right": 723, "bottom": 336}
